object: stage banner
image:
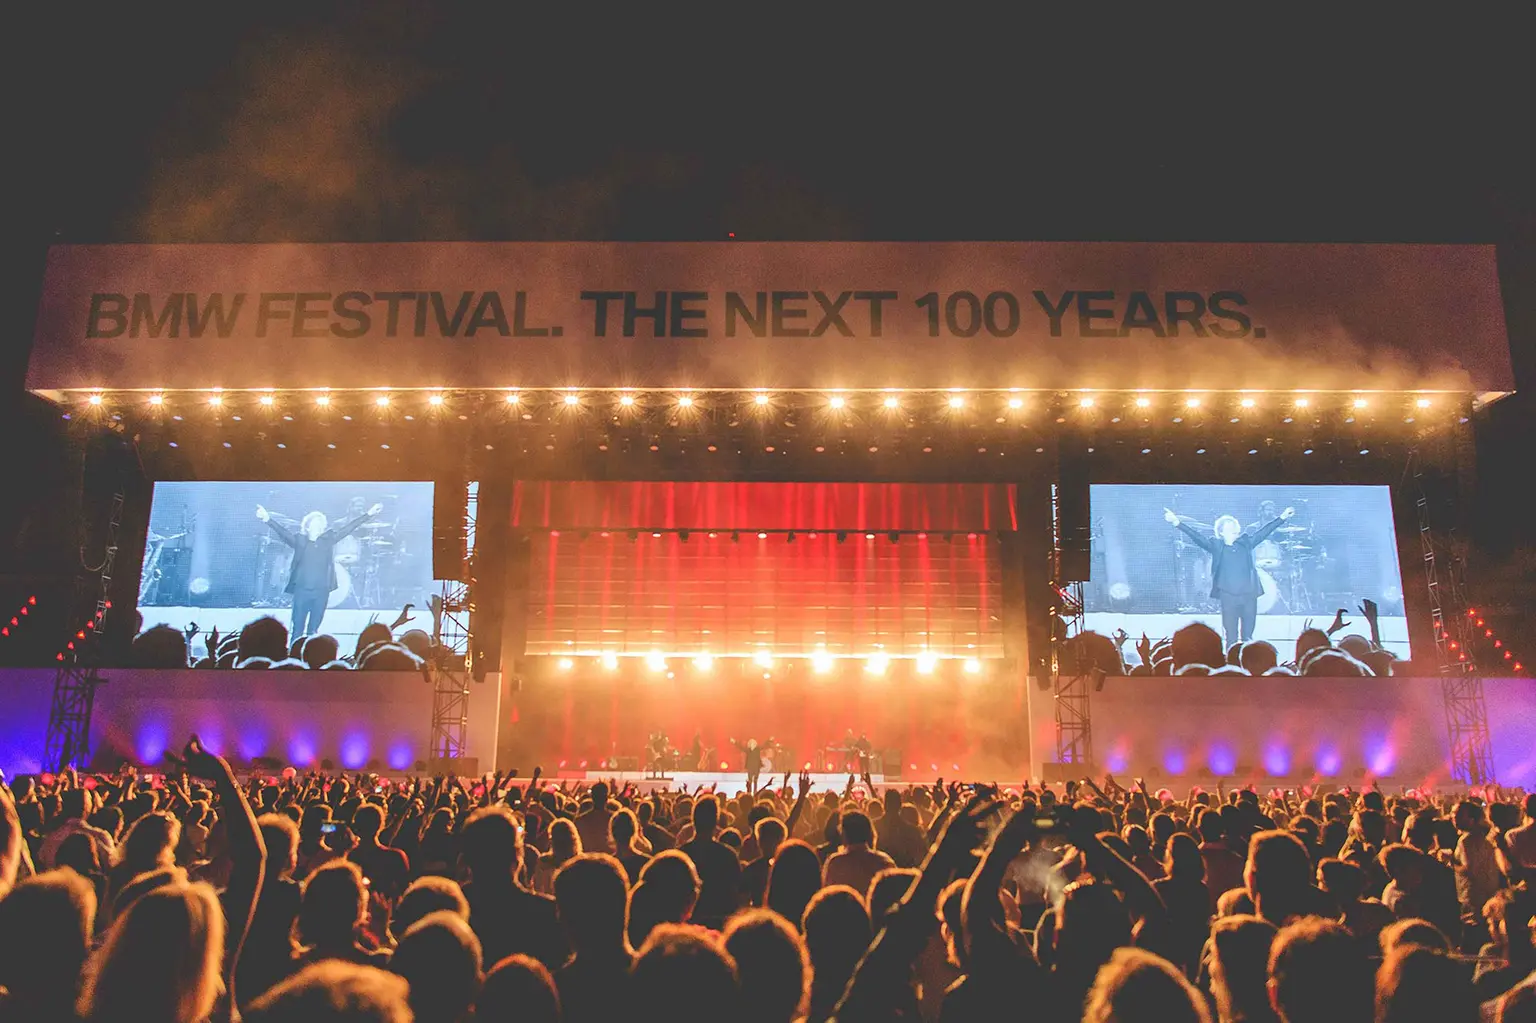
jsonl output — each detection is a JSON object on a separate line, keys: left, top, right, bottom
{"left": 27, "top": 242, "right": 1512, "bottom": 395}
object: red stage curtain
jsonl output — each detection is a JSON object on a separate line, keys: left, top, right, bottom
{"left": 511, "top": 481, "right": 1017, "bottom": 532}
{"left": 525, "top": 531, "right": 1002, "bottom": 658}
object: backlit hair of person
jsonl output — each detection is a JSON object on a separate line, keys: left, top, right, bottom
{"left": 723, "top": 908, "right": 809, "bottom": 1023}
{"left": 301, "top": 511, "right": 328, "bottom": 535}
{"left": 1083, "top": 946, "right": 1211, "bottom": 1023}
{"left": 79, "top": 880, "right": 225, "bottom": 1023}
{"left": 1213, "top": 514, "right": 1241, "bottom": 537}
{"left": 0, "top": 869, "right": 98, "bottom": 1015}
{"left": 244, "top": 960, "right": 412, "bottom": 1023}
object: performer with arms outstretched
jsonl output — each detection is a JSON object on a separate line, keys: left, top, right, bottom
{"left": 257, "top": 501, "right": 381, "bottom": 638}
{"left": 731, "top": 737, "right": 763, "bottom": 792}
{"left": 1165, "top": 504, "right": 1294, "bottom": 648}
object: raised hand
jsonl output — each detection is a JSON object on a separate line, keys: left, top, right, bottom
{"left": 1359, "top": 598, "right": 1379, "bottom": 621}
{"left": 1281, "top": 506, "right": 1296, "bottom": 520}
{"left": 1327, "top": 609, "right": 1350, "bottom": 635}
{"left": 368, "top": 503, "right": 383, "bottom": 516}
{"left": 1163, "top": 508, "right": 1178, "bottom": 525}
{"left": 933, "top": 793, "right": 1006, "bottom": 864}
{"left": 256, "top": 504, "right": 270, "bottom": 522}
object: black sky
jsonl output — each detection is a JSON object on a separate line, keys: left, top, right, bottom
{"left": 4, "top": 10, "right": 1533, "bottom": 514}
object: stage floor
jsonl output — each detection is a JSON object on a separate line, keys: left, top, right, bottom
{"left": 1083, "top": 612, "right": 1411, "bottom": 660}
{"left": 565, "top": 771, "right": 895, "bottom": 794}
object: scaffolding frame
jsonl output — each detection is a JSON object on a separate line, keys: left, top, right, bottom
{"left": 1412, "top": 448, "right": 1494, "bottom": 785}
{"left": 427, "top": 481, "right": 478, "bottom": 765}
{"left": 1049, "top": 482, "right": 1093, "bottom": 769}
{"left": 43, "top": 489, "right": 124, "bottom": 772}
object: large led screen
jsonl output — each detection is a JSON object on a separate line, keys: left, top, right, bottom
{"left": 138, "top": 481, "right": 437, "bottom": 657}
{"left": 1085, "top": 484, "right": 1410, "bottom": 661}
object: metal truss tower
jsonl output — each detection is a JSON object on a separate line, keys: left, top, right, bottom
{"left": 1049, "top": 482, "right": 1093, "bottom": 769}
{"left": 427, "top": 481, "right": 478, "bottom": 765}
{"left": 43, "top": 489, "right": 124, "bottom": 772}
{"left": 1413, "top": 448, "right": 1494, "bottom": 785}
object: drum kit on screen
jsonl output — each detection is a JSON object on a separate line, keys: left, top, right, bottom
{"left": 1173, "top": 501, "right": 1326, "bottom": 615}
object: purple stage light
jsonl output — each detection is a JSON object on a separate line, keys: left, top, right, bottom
{"left": 1263, "top": 745, "right": 1291, "bottom": 777}
{"left": 388, "top": 741, "right": 414, "bottom": 771}
{"left": 340, "top": 733, "right": 370, "bottom": 771}
{"left": 1207, "top": 745, "right": 1236, "bottom": 776}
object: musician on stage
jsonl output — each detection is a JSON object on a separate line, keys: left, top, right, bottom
{"left": 731, "top": 737, "right": 763, "bottom": 792}
{"left": 689, "top": 731, "right": 703, "bottom": 772}
{"left": 256, "top": 501, "right": 382, "bottom": 638}
{"left": 1165, "top": 503, "right": 1294, "bottom": 648}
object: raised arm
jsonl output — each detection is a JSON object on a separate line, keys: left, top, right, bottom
{"left": 785, "top": 771, "right": 812, "bottom": 837}
{"left": 1167, "top": 509, "right": 1215, "bottom": 553}
{"left": 1247, "top": 507, "right": 1295, "bottom": 547}
{"left": 257, "top": 505, "right": 300, "bottom": 548}
{"left": 327, "top": 504, "right": 382, "bottom": 543}
{"left": 178, "top": 736, "right": 265, "bottom": 1013}
{"left": 832, "top": 796, "right": 1003, "bottom": 1023}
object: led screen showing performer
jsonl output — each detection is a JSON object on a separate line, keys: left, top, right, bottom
{"left": 138, "top": 481, "right": 439, "bottom": 655}
{"left": 1085, "top": 484, "right": 1411, "bottom": 658}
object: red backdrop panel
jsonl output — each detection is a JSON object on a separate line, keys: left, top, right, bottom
{"left": 525, "top": 531, "right": 1002, "bottom": 658}
{"left": 510, "top": 481, "right": 1018, "bottom": 532}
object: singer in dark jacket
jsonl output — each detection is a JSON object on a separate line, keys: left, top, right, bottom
{"left": 1166, "top": 504, "right": 1294, "bottom": 647}
{"left": 257, "top": 501, "right": 381, "bottom": 638}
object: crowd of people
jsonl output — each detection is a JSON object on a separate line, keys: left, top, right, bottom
{"left": 3, "top": 738, "right": 1535, "bottom": 1022}
{"left": 1076, "top": 601, "right": 1412, "bottom": 679}
{"left": 126, "top": 614, "right": 436, "bottom": 672}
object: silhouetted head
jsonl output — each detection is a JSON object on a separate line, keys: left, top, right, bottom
{"left": 0, "top": 869, "right": 97, "bottom": 1015}
{"left": 298, "top": 860, "right": 368, "bottom": 949}
{"left": 1207, "top": 915, "right": 1276, "bottom": 1023}
{"left": 391, "top": 876, "right": 469, "bottom": 943}
{"left": 766, "top": 840, "right": 822, "bottom": 933}
{"left": 1172, "top": 622, "right": 1225, "bottom": 670}
{"left": 245, "top": 961, "right": 411, "bottom": 1023}
{"left": 1268, "top": 917, "right": 1373, "bottom": 1023}
{"left": 460, "top": 806, "right": 525, "bottom": 882}
{"left": 302, "top": 633, "right": 340, "bottom": 670}
{"left": 239, "top": 615, "right": 290, "bottom": 663}
{"left": 1082, "top": 946, "right": 1210, "bottom": 1023}
{"left": 79, "top": 880, "right": 225, "bottom": 1023}
{"left": 723, "top": 909, "right": 809, "bottom": 1023}
{"left": 477, "top": 954, "right": 560, "bottom": 1023}
{"left": 390, "top": 911, "right": 483, "bottom": 1023}
{"left": 554, "top": 853, "right": 630, "bottom": 955}
{"left": 631, "top": 925, "right": 740, "bottom": 1023}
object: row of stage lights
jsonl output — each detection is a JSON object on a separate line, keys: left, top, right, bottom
{"left": 77, "top": 389, "right": 1446, "bottom": 415}
{"left": 549, "top": 650, "right": 986, "bottom": 677}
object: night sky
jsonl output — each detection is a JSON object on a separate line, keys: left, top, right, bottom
{"left": 3, "top": 10, "right": 1532, "bottom": 638}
